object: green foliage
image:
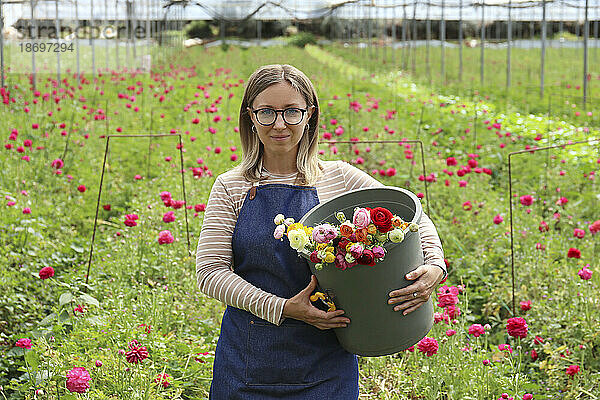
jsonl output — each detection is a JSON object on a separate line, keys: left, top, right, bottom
{"left": 287, "top": 32, "right": 317, "bottom": 48}
{"left": 184, "top": 20, "right": 213, "bottom": 39}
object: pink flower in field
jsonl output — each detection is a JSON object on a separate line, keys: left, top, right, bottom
{"left": 589, "top": 220, "right": 600, "bottom": 234}
{"left": 39, "top": 266, "right": 55, "bottom": 279}
{"left": 77, "top": 185, "right": 86, "bottom": 193}
{"left": 482, "top": 359, "right": 490, "bottom": 366}
{"left": 51, "top": 158, "right": 64, "bottom": 169}
{"left": 162, "top": 211, "right": 175, "bottom": 223}
{"left": 66, "top": 367, "right": 91, "bottom": 393}
{"left": 194, "top": 203, "right": 206, "bottom": 212}
{"left": 15, "top": 338, "right": 32, "bottom": 349}
{"left": 417, "top": 337, "right": 438, "bottom": 356}
{"left": 567, "top": 247, "right": 581, "bottom": 258}
{"left": 22, "top": 207, "right": 31, "bottom": 214}
{"left": 125, "top": 340, "right": 149, "bottom": 364}
{"left": 578, "top": 265, "right": 593, "bottom": 280}
{"left": 446, "top": 157, "right": 457, "bottom": 166}
{"left": 498, "top": 343, "right": 513, "bottom": 353}
{"left": 158, "top": 230, "right": 174, "bottom": 245}
{"left": 493, "top": 214, "right": 503, "bottom": 224}
{"left": 530, "top": 349, "right": 538, "bottom": 360}
{"left": 523, "top": 394, "right": 533, "bottom": 400}
{"left": 154, "top": 373, "right": 171, "bottom": 388}
{"left": 506, "top": 317, "right": 528, "bottom": 338}
{"left": 556, "top": 197, "right": 568, "bottom": 206}
{"left": 231, "top": 154, "right": 238, "bottom": 161}
{"left": 95, "top": 360, "right": 102, "bottom": 367}
{"left": 520, "top": 300, "right": 531, "bottom": 311}
{"left": 573, "top": 228, "right": 585, "bottom": 238}
{"left": 273, "top": 225, "right": 285, "bottom": 240}
{"left": 468, "top": 324, "right": 485, "bottom": 337}
{"left": 436, "top": 285, "right": 459, "bottom": 308}
{"left": 539, "top": 221, "right": 549, "bottom": 232}
{"left": 446, "top": 329, "right": 456, "bottom": 337}
{"left": 520, "top": 195, "right": 534, "bottom": 206}
{"left": 458, "top": 180, "right": 467, "bottom": 187}
{"left": 566, "top": 365, "right": 580, "bottom": 376}
{"left": 134, "top": 174, "right": 142, "bottom": 180}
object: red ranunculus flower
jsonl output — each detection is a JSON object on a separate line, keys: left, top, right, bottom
{"left": 567, "top": 247, "right": 581, "bottom": 259}
{"left": 369, "top": 207, "right": 393, "bottom": 233}
{"left": 506, "top": 317, "right": 528, "bottom": 338}
{"left": 39, "top": 266, "right": 55, "bottom": 280}
{"left": 566, "top": 365, "right": 580, "bottom": 376}
{"left": 356, "top": 249, "right": 375, "bottom": 266}
{"left": 125, "top": 340, "right": 149, "bottom": 364}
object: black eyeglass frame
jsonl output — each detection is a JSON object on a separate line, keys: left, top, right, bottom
{"left": 249, "top": 106, "right": 314, "bottom": 126}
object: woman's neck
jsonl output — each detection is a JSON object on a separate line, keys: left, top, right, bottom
{"left": 262, "top": 153, "right": 298, "bottom": 175}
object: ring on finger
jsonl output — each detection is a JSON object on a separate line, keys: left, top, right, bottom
{"left": 412, "top": 291, "right": 418, "bottom": 298}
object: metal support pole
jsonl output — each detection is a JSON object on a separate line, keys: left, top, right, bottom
{"left": 459, "top": 0, "right": 463, "bottom": 82}
{"left": 584, "top": 0, "right": 589, "bottom": 109}
{"left": 507, "top": 0, "right": 511, "bottom": 89}
{"left": 29, "top": 0, "right": 37, "bottom": 90}
{"left": 540, "top": 0, "right": 546, "bottom": 98}
{"left": 480, "top": 2, "right": 485, "bottom": 86}
{"left": 440, "top": 0, "right": 445, "bottom": 83}
{"left": 0, "top": 0, "right": 5, "bottom": 88}
{"left": 55, "top": 0, "right": 60, "bottom": 85}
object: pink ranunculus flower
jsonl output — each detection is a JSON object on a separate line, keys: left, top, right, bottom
{"left": 349, "top": 243, "right": 364, "bottom": 259}
{"left": 15, "top": 338, "right": 33, "bottom": 349}
{"left": 566, "top": 365, "right": 580, "bottom": 376}
{"left": 506, "top": 317, "right": 528, "bottom": 338}
{"left": 39, "top": 266, "right": 55, "bottom": 279}
{"left": 372, "top": 246, "right": 385, "bottom": 258}
{"left": 159, "top": 191, "right": 172, "bottom": 201}
{"left": 468, "top": 324, "right": 485, "bottom": 337}
{"left": 417, "top": 337, "right": 438, "bottom": 356}
{"left": 520, "top": 300, "right": 531, "bottom": 311}
{"left": 578, "top": 265, "right": 593, "bottom": 280}
{"left": 493, "top": 214, "right": 503, "bottom": 224}
{"left": 589, "top": 220, "right": 600, "bottom": 234}
{"left": 158, "top": 230, "right": 174, "bottom": 245}
{"left": 65, "top": 367, "right": 91, "bottom": 393}
{"left": 573, "top": 228, "right": 586, "bottom": 238}
{"left": 436, "top": 285, "right": 459, "bottom": 308}
{"left": 520, "top": 195, "right": 534, "bottom": 206}
{"left": 446, "top": 329, "right": 457, "bottom": 337}
{"left": 352, "top": 207, "right": 371, "bottom": 229}
{"left": 311, "top": 223, "right": 337, "bottom": 244}
{"left": 162, "top": 211, "right": 175, "bottom": 223}
{"left": 273, "top": 225, "right": 285, "bottom": 240}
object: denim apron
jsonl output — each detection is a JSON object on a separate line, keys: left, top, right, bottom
{"left": 209, "top": 172, "right": 359, "bottom": 399}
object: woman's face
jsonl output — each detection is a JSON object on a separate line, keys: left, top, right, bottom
{"left": 247, "top": 81, "right": 314, "bottom": 158}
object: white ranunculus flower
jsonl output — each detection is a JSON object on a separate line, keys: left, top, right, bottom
{"left": 274, "top": 214, "right": 285, "bottom": 225}
{"left": 287, "top": 229, "right": 309, "bottom": 251}
{"left": 409, "top": 222, "right": 419, "bottom": 232}
{"left": 388, "top": 228, "right": 405, "bottom": 243}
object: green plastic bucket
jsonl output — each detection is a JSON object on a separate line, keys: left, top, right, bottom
{"left": 298, "top": 186, "right": 433, "bottom": 356}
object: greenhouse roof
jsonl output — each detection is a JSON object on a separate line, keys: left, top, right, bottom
{"left": 3, "top": 0, "right": 600, "bottom": 27}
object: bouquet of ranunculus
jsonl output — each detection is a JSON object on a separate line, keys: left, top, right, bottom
{"left": 273, "top": 207, "right": 418, "bottom": 271}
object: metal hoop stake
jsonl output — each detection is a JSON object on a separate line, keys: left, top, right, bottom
{"left": 508, "top": 137, "right": 600, "bottom": 315}
{"left": 85, "top": 133, "right": 192, "bottom": 286}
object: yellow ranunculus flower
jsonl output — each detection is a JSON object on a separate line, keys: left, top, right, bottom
{"left": 324, "top": 252, "right": 335, "bottom": 263}
{"left": 287, "top": 222, "right": 303, "bottom": 234}
{"left": 316, "top": 243, "right": 327, "bottom": 250}
{"left": 326, "top": 246, "right": 334, "bottom": 253}
{"left": 288, "top": 229, "right": 309, "bottom": 251}
{"left": 367, "top": 223, "right": 377, "bottom": 234}
{"left": 388, "top": 228, "right": 405, "bottom": 243}
{"left": 304, "top": 226, "right": 313, "bottom": 236}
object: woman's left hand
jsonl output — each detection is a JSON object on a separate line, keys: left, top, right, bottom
{"left": 387, "top": 264, "right": 445, "bottom": 315}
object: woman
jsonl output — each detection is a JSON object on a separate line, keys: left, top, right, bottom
{"left": 195, "top": 64, "right": 446, "bottom": 399}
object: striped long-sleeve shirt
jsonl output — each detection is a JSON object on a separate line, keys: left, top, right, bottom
{"left": 195, "top": 160, "right": 446, "bottom": 326}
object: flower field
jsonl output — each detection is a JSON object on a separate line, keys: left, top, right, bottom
{"left": 1, "top": 43, "right": 599, "bottom": 399}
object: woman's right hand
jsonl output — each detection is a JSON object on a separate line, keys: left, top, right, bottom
{"left": 282, "top": 275, "right": 350, "bottom": 330}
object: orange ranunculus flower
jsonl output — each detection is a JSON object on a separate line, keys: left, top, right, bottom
{"left": 401, "top": 222, "right": 409, "bottom": 230}
{"left": 355, "top": 228, "right": 368, "bottom": 243}
{"left": 391, "top": 216, "right": 403, "bottom": 227}
{"left": 367, "top": 223, "right": 377, "bottom": 234}
{"left": 339, "top": 222, "right": 354, "bottom": 238}
{"left": 287, "top": 222, "right": 303, "bottom": 234}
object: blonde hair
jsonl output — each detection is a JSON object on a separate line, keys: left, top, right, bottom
{"left": 236, "top": 64, "right": 322, "bottom": 185}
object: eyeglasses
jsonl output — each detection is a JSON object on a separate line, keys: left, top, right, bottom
{"left": 250, "top": 107, "right": 311, "bottom": 126}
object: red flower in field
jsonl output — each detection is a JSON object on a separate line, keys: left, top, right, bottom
{"left": 530, "top": 349, "right": 538, "bottom": 361}
{"left": 194, "top": 203, "right": 206, "bottom": 212}
{"left": 539, "top": 221, "right": 549, "bottom": 232}
{"left": 520, "top": 195, "right": 534, "bottom": 206}
{"left": 462, "top": 201, "right": 472, "bottom": 211}
{"left": 520, "top": 300, "right": 531, "bottom": 311}
{"left": 162, "top": 211, "right": 175, "bottom": 223}
{"left": 369, "top": 207, "right": 393, "bottom": 233}
{"left": 51, "top": 158, "right": 64, "bottom": 169}
{"left": 103, "top": 204, "right": 111, "bottom": 211}
{"left": 77, "top": 185, "right": 86, "bottom": 193}
{"left": 417, "top": 337, "right": 438, "bottom": 357}
{"left": 66, "top": 367, "right": 91, "bottom": 393}
{"left": 446, "top": 157, "right": 457, "bottom": 166}
{"left": 154, "top": 373, "right": 171, "bottom": 388}
{"left": 437, "top": 286, "right": 459, "bottom": 308}
{"left": 493, "top": 214, "right": 503, "bottom": 224}
{"left": 15, "top": 338, "right": 32, "bottom": 349}
{"left": 498, "top": 343, "right": 513, "bottom": 353}
{"left": 573, "top": 228, "right": 585, "bottom": 238}
{"left": 556, "top": 196, "right": 568, "bottom": 206}
{"left": 195, "top": 351, "right": 211, "bottom": 363}
{"left": 566, "top": 365, "right": 580, "bottom": 376}
{"left": 567, "top": 247, "right": 581, "bottom": 259}
{"left": 39, "top": 266, "right": 55, "bottom": 280}
{"left": 589, "top": 220, "right": 600, "bottom": 234}
{"left": 534, "top": 336, "right": 544, "bottom": 345}
{"left": 578, "top": 265, "right": 593, "bottom": 280}
{"left": 467, "top": 324, "right": 485, "bottom": 337}
{"left": 138, "top": 324, "right": 152, "bottom": 334}
{"left": 506, "top": 317, "right": 528, "bottom": 338}
{"left": 125, "top": 340, "right": 149, "bottom": 364}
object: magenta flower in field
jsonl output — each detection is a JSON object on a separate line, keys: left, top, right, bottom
{"left": 573, "top": 228, "right": 585, "bottom": 238}
{"left": 39, "top": 266, "right": 55, "bottom": 280}
{"left": 66, "top": 367, "right": 91, "bottom": 393}
{"left": 417, "top": 337, "right": 438, "bottom": 356}
{"left": 158, "top": 230, "right": 174, "bottom": 245}
{"left": 51, "top": 158, "right": 64, "bottom": 169}
{"left": 589, "top": 220, "right": 600, "bottom": 234}
{"left": 445, "top": 329, "right": 456, "bottom": 337}
{"left": 539, "top": 221, "right": 549, "bottom": 232}
{"left": 468, "top": 324, "right": 485, "bottom": 337}
{"left": 125, "top": 340, "right": 149, "bottom": 364}
{"left": 578, "top": 264, "right": 593, "bottom": 280}
{"left": 436, "top": 285, "right": 459, "bottom": 308}
{"left": 154, "top": 373, "right": 171, "bottom": 388}
{"left": 446, "top": 157, "right": 457, "bottom": 166}
{"left": 566, "top": 365, "right": 580, "bottom": 376}
{"left": 498, "top": 343, "right": 513, "bottom": 353}
{"left": 458, "top": 180, "right": 467, "bottom": 187}
{"left": 506, "top": 317, "right": 528, "bottom": 338}
{"left": 520, "top": 300, "right": 531, "bottom": 311}
{"left": 520, "top": 195, "right": 534, "bottom": 206}
{"left": 493, "top": 214, "right": 503, "bottom": 224}
{"left": 523, "top": 394, "right": 533, "bottom": 400}
{"left": 134, "top": 174, "right": 143, "bottom": 180}
{"left": 15, "top": 338, "right": 32, "bottom": 349}
{"left": 162, "top": 211, "right": 175, "bottom": 223}
{"left": 567, "top": 247, "right": 581, "bottom": 258}
{"left": 77, "top": 185, "right": 86, "bottom": 193}
{"left": 556, "top": 196, "right": 568, "bottom": 206}
{"left": 22, "top": 207, "right": 31, "bottom": 214}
